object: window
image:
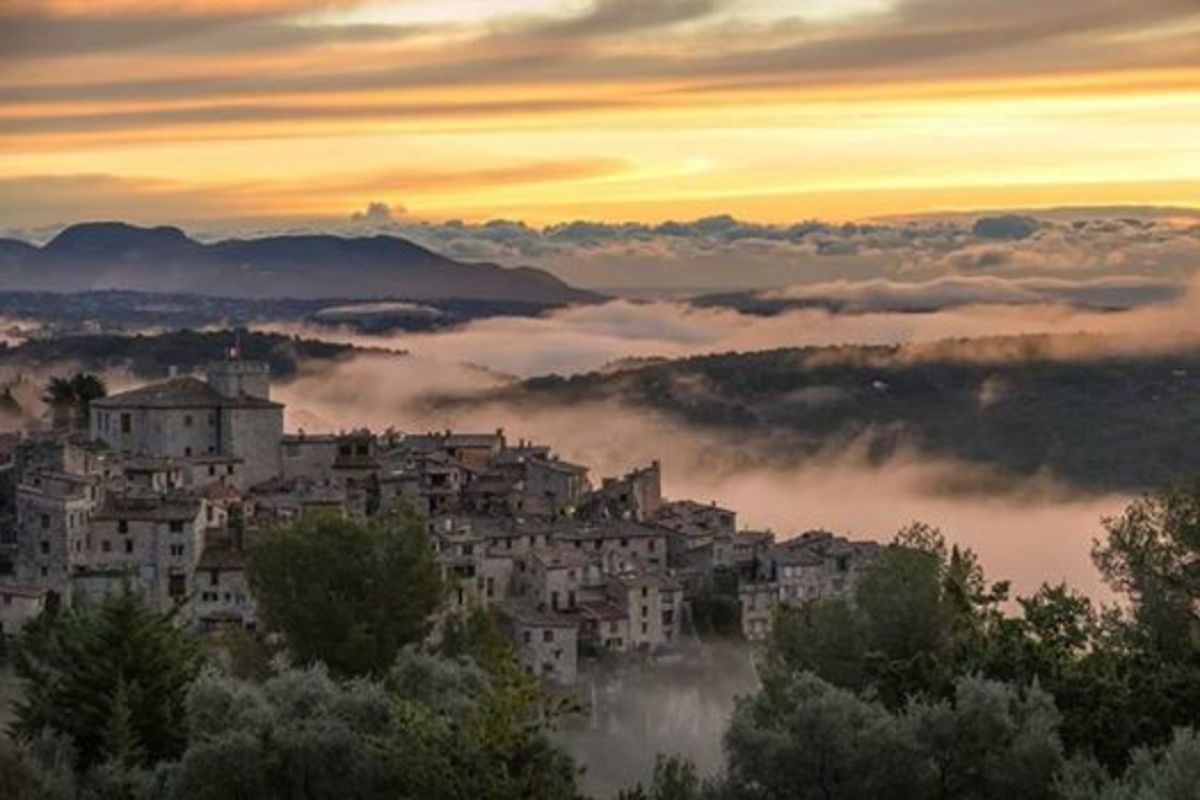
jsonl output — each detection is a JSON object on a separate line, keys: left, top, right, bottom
{"left": 169, "top": 544, "right": 185, "bottom": 557}
{"left": 118, "top": 520, "right": 129, "bottom": 534}
{"left": 641, "top": 622, "right": 648, "bottom": 634}
{"left": 124, "top": 539, "right": 133, "bottom": 554}
{"left": 169, "top": 520, "right": 184, "bottom": 533}
{"left": 648, "top": 540, "right": 656, "bottom": 552}
{"left": 120, "top": 413, "right": 131, "bottom": 433}
{"left": 543, "top": 629, "right": 554, "bottom": 642}
{"left": 209, "top": 570, "right": 219, "bottom": 586}
{"left": 39, "top": 540, "right": 49, "bottom": 555}
{"left": 184, "top": 447, "right": 193, "bottom": 457}
{"left": 641, "top": 586, "right": 648, "bottom": 598}
{"left": 168, "top": 574, "right": 186, "bottom": 597}
{"left": 208, "top": 465, "right": 216, "bottom": 477}
{"left": 486, "top": 577, "right": 495, "bottom": 598}
{"left": 101, "top": 540, "right": 112, "bottom": 553}
{"left": 641, "top": 605, "right": 648, "bottom": 618}
{"left": 40, "top": 514, "right": 49, "bottom": 529}
{"left": 620, "top": 538, "right": 629, "bottom": 547}
{"left": 609, "top": 621, "right": 618, "bottom": 633}
{"left": 184, "top": 414, "right": 193, "bottom": 427}
{"left": 522, "top": 630, "right": 532, "bottom": 644}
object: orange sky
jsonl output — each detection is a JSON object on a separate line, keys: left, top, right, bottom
{"left": 2, "top": 0, "right": 1199, "bottom": 228}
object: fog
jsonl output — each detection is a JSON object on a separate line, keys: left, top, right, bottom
{"left": 262, "top": 275, "right": 1200, "bottom": 378}
{"left": 275, "top": 346, "right": 1131, "bottom": 794}
{"left": 276, "top": 351, "right": 1128, "bottom": 602}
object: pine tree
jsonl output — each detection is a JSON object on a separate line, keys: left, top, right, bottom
{"left": 14, "top": 585, "right": 201, "bottom": 770}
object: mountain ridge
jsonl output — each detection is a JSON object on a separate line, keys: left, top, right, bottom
{"left": 3, "top": 221, "right": 598, "bottom": 303}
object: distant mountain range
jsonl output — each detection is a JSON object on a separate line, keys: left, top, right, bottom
{"left": 0, "top": 222, "right": 599, "bottom": 303}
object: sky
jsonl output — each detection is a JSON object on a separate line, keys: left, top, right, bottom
{"left": 3, "top": 0, "right": 1200, "bottom": 229}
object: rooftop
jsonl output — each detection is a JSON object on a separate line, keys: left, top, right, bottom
{"left": 95, "top": 376, "right": 281, "bottom": 410}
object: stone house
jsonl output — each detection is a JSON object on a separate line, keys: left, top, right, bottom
{"left": 497, "top": 601, "right": 579, "bottom": 685}
{"left": 90, "top": 360, "right": 283, "bottom": 487}
{"left": 0, "top": 584, "right": 48, "bottom": 637}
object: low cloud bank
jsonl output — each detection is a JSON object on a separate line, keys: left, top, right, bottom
{"left": 261, "top": 273, "right": 1200, "bottom": 378}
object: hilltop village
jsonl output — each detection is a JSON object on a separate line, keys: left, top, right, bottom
{"left": 0, "top": 355, "right": 879, "bottom": 684}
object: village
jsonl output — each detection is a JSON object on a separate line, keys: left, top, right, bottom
{"left": 0, "top": 354, "right": 880, "bottom": 685}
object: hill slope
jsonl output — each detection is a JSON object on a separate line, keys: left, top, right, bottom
{"left": 483, "top": 337, "right": 1200, "bottom": 492}
{"left": 1, "top": 222, "right": 598, "bottom": 303}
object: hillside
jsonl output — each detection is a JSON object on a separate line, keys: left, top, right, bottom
{"left": 481, "top": 336, "right": 1200, "bottom": 492}
{"left": 0, "top": 222, "right": 599, "bottom": 303}
{"left": 0, "top": 329, "right": 400, "bottom": 381}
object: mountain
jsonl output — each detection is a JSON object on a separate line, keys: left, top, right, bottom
{"left": 2, "top": 222, "right": 598, "bottom": 303}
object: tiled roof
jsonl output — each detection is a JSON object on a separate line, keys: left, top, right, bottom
{"left": 95, "top": 377, "right": 281, "bottom": 410}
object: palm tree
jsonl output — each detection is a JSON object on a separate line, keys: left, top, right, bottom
{"left": 42, "top": 371, "right": 107, "bottom": 431}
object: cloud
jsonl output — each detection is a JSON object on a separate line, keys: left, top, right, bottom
{"left": 3, "top": 0, "right": 1197, "bottom": 113}
{"left": 971, "top": 215, "right": 1040, "bottom": 240}
{"left": 769, "top": 274, "right": 1182, "bottom": 311}
{"left": 350, "top": 201, "right": 401, "bottom": 223}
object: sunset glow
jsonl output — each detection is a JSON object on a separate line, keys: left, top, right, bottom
{"left": 3, "top": 0, "right": 1199, "bottom": 227}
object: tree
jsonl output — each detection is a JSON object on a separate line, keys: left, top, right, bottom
{"left": 13, "top": 586, "right": 201, "bottom": 770}
{"left": 766, "top": 523, "right": 1008, "bottom": 708}
{"left": 172, "top": 666, "right": 396, "bottom": 800}
{"left": 1093, "top": 479, "right": 1200, "bottom": 660}
{"left": 247, "top": 506, "right": 443, "bottom": 677}
{"left": 721, "top": 671, "right": 1065, "bottom": 800}
{"left": 170, "top": 654, "right": 581, "bottom": 800}
{"left": 42, "top": 372, "right": 107, "bottom": 432}
{"left": 383, "top": 650, "right": 580, "bottom": 800}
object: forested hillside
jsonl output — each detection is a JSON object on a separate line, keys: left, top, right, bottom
{"left": 497, "top": 335, "right": 1200, "bottom": 491}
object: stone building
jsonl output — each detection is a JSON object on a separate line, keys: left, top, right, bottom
{"left": 0, "top": 584, "right": 48, "bottom": 637}
{"left": 739, "top": 530, "right": 881, "bottom": 640}
{"left": 497, "top": 601, "right": 580, "bottom": 685}
{"left": 580, "top": 461, "right": 663, "bottom": 521}
{"left": 91, "top": 359, "right": 283, "bottom": 487}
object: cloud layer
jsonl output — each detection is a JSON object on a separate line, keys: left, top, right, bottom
{"left": 3, "top": 0, "right": 1199, "bottom": 224}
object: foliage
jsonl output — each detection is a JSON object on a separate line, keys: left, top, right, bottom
{"left": 764, "top": 482, "right": 1200, "bottom": 777}
{"left": 13, "top": 586, "right": 201, "bottom": 770}
{"left": 513, "top": 343, "right": 1200, "bottom": 492}
{"left": 766, "top": 523, "right": 1008, "bottom": 707}
{"left": 721, "top": 671, "right": 1064, "bottom": 800}
{"left": 1093, "top": 478, "right": 1200, "bottom": 659}
{"left": 247, "top": 506, "right": 443, "bottom": 678}
{"left": 41, "top": 372, "right": 106, "bottom": 430}
{"left": 170, "top": 665, "right": 396, "bottom": 800}
{"left": 167, "top": 652, "right": 579, "bottom": 800}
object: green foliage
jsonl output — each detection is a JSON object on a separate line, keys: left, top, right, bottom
{"left": 169, "top": 653, "right": 580, "bottom": 800}
{"left": 763, "top": 483, "right": 1200, "bottom": 778}
{"left": 722, "top": 671, "right": 1065, "bottom": 800}
{"left": 41, "top": 372, "right": 106, "bottom": 430}
{"left": 1093, "top": 477, "right": 1200, "bottom": 659}
{"left": 172, "top": 666, "right": 396, "bottom": 800}
{"left": 0, "top": 732, "right": 78, "bottom": 800}
{"left": 767, "top": 523, "right": 1008, "bottom": 707}
{"left": 13, "top": 586, "right": 200, "bottom": 771}
{"left": 247, "top": 506, "right": 443, "bottom": 678}
{"left": 514, "top": 343, "right": 1200, "bottom": 491}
